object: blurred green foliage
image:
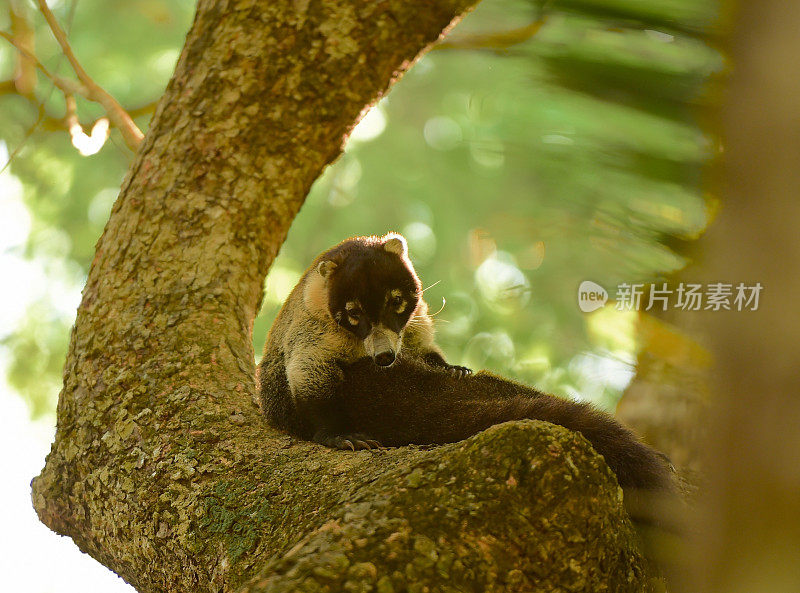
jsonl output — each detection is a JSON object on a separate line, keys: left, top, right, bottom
{"left": 0, "top": 0, "right": 721, "bottom": 417}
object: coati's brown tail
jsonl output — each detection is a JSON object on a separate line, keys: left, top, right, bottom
{"left": 336, "top": 357, "right": 676, "bottom": 493}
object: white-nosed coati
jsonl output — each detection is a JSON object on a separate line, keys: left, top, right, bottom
{"left": 257, "top": 233, "right": 674, "bottom": 493}
{"left": 258, "top": 233, "right": 471, "bottom": 450}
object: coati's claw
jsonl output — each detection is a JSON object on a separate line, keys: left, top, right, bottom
{"left": 352, "top": 435, "right": 383, "bottom": 450}
{"left": 324, "top": 433, "right": 382, "bottom": 451}
{"left": 448, "top": 365, "right": 472, "bottom": 378}
{"left": 657, "top": 451, "right": 676, "bottom": 472}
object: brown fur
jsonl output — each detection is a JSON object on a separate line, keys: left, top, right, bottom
{"left": 332, "top": 356, "right": 675, "bottom": 493}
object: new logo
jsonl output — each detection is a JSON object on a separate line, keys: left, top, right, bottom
{"left": 578, "top": 281, "right": 608, "bottom": 313}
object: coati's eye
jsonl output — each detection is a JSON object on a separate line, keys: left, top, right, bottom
{"left": 390, "top": 289, "right": 406, "bottom": 314}
{"left": 345, "top": 300, "right": 362, "bottom": 325}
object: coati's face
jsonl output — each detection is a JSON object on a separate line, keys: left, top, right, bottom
{"left": 317, "top": 234, "right": 421, "bottom": 367}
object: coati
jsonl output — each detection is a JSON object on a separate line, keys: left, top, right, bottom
{"left": 257, "top": 233, "right": 674, "bottom": 493}
{"left": 258, "top": 233, "right": 471, "bottom": 449}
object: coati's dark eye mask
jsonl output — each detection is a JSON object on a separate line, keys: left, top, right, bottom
{"left": 389, "top": 289, "right": 407, "bottom": 314}
{"left": 345, "top": 300, "right": 363, "bottom": 325}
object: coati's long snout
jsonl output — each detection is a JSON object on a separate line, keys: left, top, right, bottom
{"left": 363, "top": 325, "right": 402, "bottom": 366}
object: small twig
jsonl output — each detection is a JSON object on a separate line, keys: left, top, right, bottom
{"left": 63, "top": 93, "right": 109, "bottom": 156}
{"left": 0, "top": 30, "right": 49, "bottom": 74}
{"left": 0, "top": 30, "right": 87, "bottom": 97}
{"left": 436, "top": 19, "right": 547, "bottom": 51}
{"left": 0, "top": 79, "right": 16, "bottom": 94}
{"left": 35, "top": 0, "right": 143, "bottom": 151}
{"left": 9, "top": 0, "right": 37, "bottom": 96}
{"left": 1, "top": 71, "right": 157, "bottom": 134}
{"left": 0, "top": 107, "right": 46, "bottom": 176}
{"left": 45, "top": 100, "right": 159, "bottom": 132}
{"left": 0, "top": 0, "right": 77, "bottom": 174}
{"left": 128, "top": 100, "right": 159, "bottom": 120}
{"left": 64, "top": 94, "right": 79, "bottom": 129}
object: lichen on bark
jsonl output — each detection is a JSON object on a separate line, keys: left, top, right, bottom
{"left": 31, "top": 1, "right": 652, "bottom": 591}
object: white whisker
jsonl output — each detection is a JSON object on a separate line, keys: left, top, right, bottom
{"left": 421, "top": 280, "right": 441, "bottom": 293}
{"left": 429, "top": 297, "right": 446, "bottom": 316}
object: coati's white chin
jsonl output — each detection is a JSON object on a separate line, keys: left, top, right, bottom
{"left": 364, "top": 325, "right": 402, "bottom": 367}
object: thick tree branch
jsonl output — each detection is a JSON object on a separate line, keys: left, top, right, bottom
{"left": 31, "top": 1, "right": 649, "bottom": 591}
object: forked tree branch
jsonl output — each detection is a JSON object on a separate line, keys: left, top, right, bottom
{"left": 0, "top": 27, "right": 146, "bottom": 155}
{"left": 0, "top": 63, "right": 157, "bottom": 135}
{"left": 34, "top": 0, "right": 143, "bottom": 150}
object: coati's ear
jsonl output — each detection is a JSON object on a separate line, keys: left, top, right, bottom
{"left": 383, "top": 234, "right": 407, "bottom": 257}
{"left": 317, "top": 260, "right": 337, "bottom": 279}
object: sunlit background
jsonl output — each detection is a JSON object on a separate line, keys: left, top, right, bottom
{"left": 0, "top": 0, "right": 721, "bottom": 590}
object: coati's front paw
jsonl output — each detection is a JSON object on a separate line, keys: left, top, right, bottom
{"left": 315, "top": 431, "right": 382, "bottom": 451}
{"left": 446, "top": 365, "right": 472, "bottom": 378}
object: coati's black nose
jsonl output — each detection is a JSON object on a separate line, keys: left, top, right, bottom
{"left": 374, "top": 351, "right": 396, "bottom": 367}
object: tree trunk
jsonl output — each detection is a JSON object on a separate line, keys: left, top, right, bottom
{"left": 31, "top": 1, "right": 650, "bottom": 591}
{"left": 681, "top": 1, "right": 800, "bottom": 591}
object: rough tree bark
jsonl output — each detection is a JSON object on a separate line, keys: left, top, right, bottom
{"left": 32, "top": 1, "right": 650, "bottom": 591}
